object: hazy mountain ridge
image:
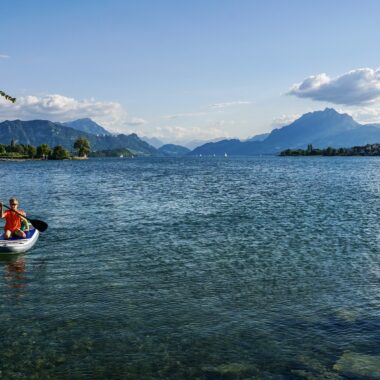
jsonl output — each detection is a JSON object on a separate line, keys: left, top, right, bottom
{"left": 190, "top": 108, "right": 380, "bottom": 156}
{"left": 246, "top": 133, "right": 270, "bottom": 142}
{"left": 62, "top": 118, "right": 111, "bottom": 136}
{"left": 3, "top": 109, "right": 380, "bottom": 157}
{"left": 140, "top": 136, "right": 165, "bottom": 148}
{"left": 158, "top": 144, "right": 190, "bottom": 156}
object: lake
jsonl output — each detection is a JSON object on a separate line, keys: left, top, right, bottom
{"left": 0, "top": 156, "right": 379, "bottom": 379}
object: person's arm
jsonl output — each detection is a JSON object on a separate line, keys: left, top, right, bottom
{"left": 19, "top": 210, "right": 27, "bottom": 220}
{"left": 0, "top": 202, "right": 4, "bottom": 218}
{"left": 13, "top": 207, "right": 26, "bottom": 218}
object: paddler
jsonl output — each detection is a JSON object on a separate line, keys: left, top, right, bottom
{"left": 0, "top": 198, "right": 28, "bottom": 239}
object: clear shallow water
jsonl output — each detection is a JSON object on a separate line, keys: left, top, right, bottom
{"left": 0, "top": 156, "right": 379, "bottom": 379}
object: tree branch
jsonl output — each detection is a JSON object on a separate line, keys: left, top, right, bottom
{"left": 0, "top": 90, "right": 16, "bottom": 103}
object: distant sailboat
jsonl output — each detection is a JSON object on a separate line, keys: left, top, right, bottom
{"left": 120, "top": 154, "right": 124, "bottom": 158}
{"left": 224, "top": 152, "right": 228, "bottom": 157}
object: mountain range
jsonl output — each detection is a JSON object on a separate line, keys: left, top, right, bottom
{"left": 191, "top": 108, "right": 380, "bottom": 155}
{"left": 140, "top": 136, "right": 224, "bottom": 150}
{"left": 2, "top": 108, "right": 380, "bottom": 156}
{"left": 0, "top": 119, "right": 157, "bottom": 155}
{"left": 0, "top": 118, "right": 220, "bottom": 155}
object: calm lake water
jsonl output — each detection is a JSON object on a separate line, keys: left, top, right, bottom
{"left": 0, "top": 156, "right": 379, "bottom": 379}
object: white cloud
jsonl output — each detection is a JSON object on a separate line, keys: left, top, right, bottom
{"left": 0, "top": 94, "right": 128, "bottom": 132}
{"left": 164, "top": 112, "right": 208, "bottom": 119}
{"left": 151, "top": 125, "right": 230, "bottom": 143}
{"left": 213, "top": 120, "right": 246, "bottom": 127}
{"left": 289, "top": 68, "right": 380, "bottom": 105}
{"left": 209, "top": 101, "right": 251, "bottom": 109}
{"left": 272, "top": 113, "right": 300, "bottom": 127}
{"left": 340, "top": 106, "right": 380, "bottom": 125}
{"left": 0, "top": 54, "right": 9, "bottom": 59}
{"left": 163, "top": 101, "right": 251, "bottom": 120}
{"left": 125, "top": 117, "right": 147, "bottom": 126}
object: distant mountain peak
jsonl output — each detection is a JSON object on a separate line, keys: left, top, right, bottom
{"left": 68, "top": 117, "right": 92, "bottom": 122}
{"left": 323, "top": 107, "right": 338, "bottom": 113}
{"left": 190, "top": 108, "right": 367, "bottom": 156}
{"left": 64, "top": 117, "right": 99, "bottom": 125}
{"left": 322, "top": 107, "right": 351, "bottom": 117}
{"left": 299, "top": 108, "right": 353, "bottom": 122}
{"left": 62, "top": 118, "right": 111, "bottom": 136}
{"left": 140, "top": 136, "right": 164, "bottom": 149}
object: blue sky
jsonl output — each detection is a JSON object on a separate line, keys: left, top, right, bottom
{"left": 1, "top": 0, "right": 380, "bottom": 144}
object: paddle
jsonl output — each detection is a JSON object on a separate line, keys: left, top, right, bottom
{"left": 2, "top": 204, "right": 48, "bottom": 232}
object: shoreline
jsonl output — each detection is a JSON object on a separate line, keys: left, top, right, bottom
{"left": 0, "top": 157, "right": 88, "bottom": 161}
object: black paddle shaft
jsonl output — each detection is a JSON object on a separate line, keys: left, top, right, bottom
{"left": 2, "top": 204, "right": 48, "bottom": 232}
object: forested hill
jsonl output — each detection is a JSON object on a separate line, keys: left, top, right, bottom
{"left": 158, "top": 144, "right": 190, "bottom": 156}
{"left": 0, "top": 119, "right": 158, "bottom": 155}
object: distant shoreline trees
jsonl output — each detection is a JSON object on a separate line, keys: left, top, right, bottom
{"left": 0, "top": 136, "right": 134, "bottom": 160}
{"left": 280, "top": 144, "right": 380, "bottom": 156}
{"left": 0, "top": 137, "right": 91, "bottom": 160}
{"left": 0, "top": 141, "right": 70, "bottom": 160}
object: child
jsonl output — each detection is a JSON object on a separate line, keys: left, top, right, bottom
{"left": 0, "top": 198, "right": 27, "bottom": 239}
{"left": 21, "top": 219, "right": 30, "bottom": 232}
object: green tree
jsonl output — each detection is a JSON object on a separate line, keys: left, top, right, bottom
{"left": 14, "top": 144, "right": 26, "bottom": 155}
{"left": 324, "top": 147, "right": 336, "bottom": 156}
{"left": 0, "top": 144, "right": 6, "bottom": 155}
{"left": 26, "top": 145, "right": 37, "bottom": 158}
{"left": 37, "top": 144, "right": 51, "bottom": 159}
{"left": 9, "top": 139, "right": 17, "bottom": 152}
{"left": 73, "top": 137, "right": 90, "bottom": 157}
{"left": 6, "top": 140, "right": 25, "bottom": 155}
{"left": 51, "top": 145, "right": 70, "bottom": 160}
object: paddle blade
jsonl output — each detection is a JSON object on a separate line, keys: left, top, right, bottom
{"left": 30, "top": 219, "right": 48, "bottom": 232}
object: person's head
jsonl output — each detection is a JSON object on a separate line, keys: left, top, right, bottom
{"left": 9, "top": 197, "right": 19, "bottom": 209}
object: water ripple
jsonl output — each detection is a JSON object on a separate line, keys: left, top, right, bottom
{"left": 1, "top": 156, "right": 380, "bottom": 378}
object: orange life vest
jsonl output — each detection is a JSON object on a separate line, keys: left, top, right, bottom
{"left": 3, "top": 209, "right": 25, "bottom": 232}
